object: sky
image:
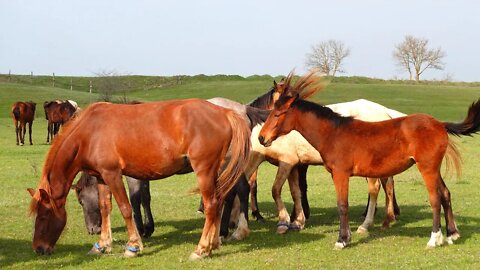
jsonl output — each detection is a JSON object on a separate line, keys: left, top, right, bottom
{"left": 1, "top": 0, "right": 480, "bottom": 81}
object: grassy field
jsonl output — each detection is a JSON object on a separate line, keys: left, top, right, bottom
{"left": 1, "top": 77, "right": 480, "bottom": 269}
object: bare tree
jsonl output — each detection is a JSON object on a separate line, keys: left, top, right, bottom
{"left": 393, "top": 35, "right": 445, "bottom": 82}
{"left": 305, "top": 40, "right": 350, "bottom": 77}
{"left": 94, "top": 70, "right": 131, "bottom": 102}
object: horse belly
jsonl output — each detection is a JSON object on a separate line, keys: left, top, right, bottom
{"left": 353, "top": 156, "right": 415, "bottom": 178}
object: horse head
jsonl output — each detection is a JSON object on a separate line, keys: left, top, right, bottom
{"left": 27, "top": 188, "right": 67, "bottom": 255}
{"left": 73, "top": 174, "right": 101, "bottom": 235}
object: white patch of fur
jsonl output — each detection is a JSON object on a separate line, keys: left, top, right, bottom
{"left": 426, "top": 231, "right": 444, "bottom": 248}
{"left": 231, "top": 214, "right": 250, "bottom": 240}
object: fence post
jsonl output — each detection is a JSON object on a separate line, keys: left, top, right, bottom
{"left": 31, "top": 71, "right": 33, "bottom": 84}
{"left": 89, "top": 80, "right": 93, "bottom": 102}
{"left": 8, "top": 69, "right": 11, "bottom": 82}
{"left": 52, "top": 72, "right": 55, "bottom": 87}
{"left": 70, "top": 79, "right": 73, "bottom": 91}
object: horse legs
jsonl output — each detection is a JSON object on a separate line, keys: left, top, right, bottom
{"left": 382, "top": 177, "right": 401, "bottom": 217}
{"left": 126, "top": 176, "right": 146, "bottom": 237}
{"left": 102, "top": 172, "right": 143, "bottom": 256}
{"left": 272, "top": 162, "right": 294, "bottom": 234}
{"left": 249, "top": 171, "right": 264, "bottom": 221}
{"left": 438, "top": 177, "right": 460, "bottom": 244}
{"left": 20, "top": 122, "right": 26, "bottom": 145}
{"left": 357, "top": 177, "right": 380, "bottom": 233}
{"left": 14, "top": 120, "right": 20, "bottom": 145}
{"left": 332, "top": 172, "right": 351, "bottom": 250}
{"left": 381, "top": 177, "right": 397, "bottom": 229}
{"left": 140, "top": 180, "right": 154, "bottom": 238}
{"left": 28, "top": 121, "right": 33, "bottom": 145}
{"left": 286, "top": 166, "right": 306, "bottom": 231}
{"left": 190, "top": 163, "right": 223, "bottom": 259}
{"left": 417, "top": 166, "right": 444, "bottom": 248}
{"left": 88, "top": 182, "right": 113, "bottom": 254}
{"left": 230, "top": 174, "right": 250, "bottom": 240}
{"left": 291, "top": 164, "right": 310, "bottom": 220}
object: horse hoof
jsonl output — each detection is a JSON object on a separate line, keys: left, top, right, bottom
{"left": 288, "top": 223, "right": 302, "bottom": 232}
{"left": 356, "top": 226, "right": 368, "bottom": 234}
{"left": 426, "top": 231, "right": 444, "bottom": 248}
{"left": 334, "top": 241, "right": 347, "bottom": 250}
{"left": 87, "top": 242, "right": 106, "bottom": 255}
{"left": 123, "top": 247, "right": 140, "bottom": 258}
{"left": 446, "top": 232, "right": 460, "bottom": 245}
{"left": 189, "top": 252, "right": 208, "bottom": 260}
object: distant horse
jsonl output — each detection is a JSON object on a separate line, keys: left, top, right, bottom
{"left": 43, "top": 100, "right": 78, "bottom": 143}
{"left": 11, "top": 101, "right": 36, "bottom": 145}
{"left": 27, "top": 99, "right": 251, "bottom": 259}
{"left": 73, "top": 173, "right": 153, "bottom": 237}
{"left": 259, "top": 71, "right": 480, "bottom": 249}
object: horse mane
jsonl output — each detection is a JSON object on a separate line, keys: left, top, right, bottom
{"left": 292, "top": 99, "right": 354, "bottom": 127}
{"left": 247, "top": 86, "right": 275, "bottom": 109}
{"left": 245, "top": 106, "right": 271, "bottom": 129}
{"left": 283, "top": 70, "right": 326, "bottom": 100}
{"left": 29, "top": 106, "right": 89, "bottom": 216}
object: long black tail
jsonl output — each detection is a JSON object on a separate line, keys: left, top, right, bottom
{"left": 13, "top": 106, "right": 20, "bottom": 121}
{"left": 444, "top": 99, "right": 480, "bottom": 136}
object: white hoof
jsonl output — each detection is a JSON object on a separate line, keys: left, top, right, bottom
{"left": 356, "top": 226, "right": 368, "bottom": 234}
{"left": 189, "top": 252, "right": 208, "bottom": 260}
{"left": 426, "top": 231, "right": 444, "bottom": 248}
{"left": 446, "top": 232, "right": 460, "bottom": 245}
{"left": 334, "top": 241, "right": 347, "bottom": 250}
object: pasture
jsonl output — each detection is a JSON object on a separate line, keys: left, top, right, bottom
{"left": 1, "top": 77, "right": 480, "bottom": 269}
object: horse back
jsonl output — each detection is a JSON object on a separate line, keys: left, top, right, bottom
{"left": 72, "top": 100, "right": 234, "bottom": 180}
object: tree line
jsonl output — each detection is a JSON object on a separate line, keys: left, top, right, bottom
{"left": 305, "top": 35, "right": 446, "bottom": 82}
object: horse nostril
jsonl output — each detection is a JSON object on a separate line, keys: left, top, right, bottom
{"left": 35, "top": 246, "right": 45, "bottom": 255}
{"left": 258, "top": 136, "right": 265, "bottom": 145}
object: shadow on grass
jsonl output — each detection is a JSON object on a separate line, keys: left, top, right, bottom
{"left": 0, "top": 239, "right": 97, "bottom": 269}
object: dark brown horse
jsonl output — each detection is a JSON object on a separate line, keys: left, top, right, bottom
{"left": 43, "top": 100, "right": 78, "bottom": 143}
{"left": 259, "top": 71, "right": 480, "bottom": 249}
{"left": 27, "top": 99, "right": 251, "bottom": 259}
{"left": 11, "top": 101, "right": 36, "bottom": 145}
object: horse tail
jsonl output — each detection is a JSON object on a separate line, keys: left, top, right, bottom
{"left": 444, "top": 98, "right": 480, "bottom": 136}
{"left": 443, "top": 138, "right": 462, "bottom": 179}
{"left": 12, "top": 106, "right": 20, "bottom": 121}
{"left": 215, "top": 110, "right": 251, "bottom": 201}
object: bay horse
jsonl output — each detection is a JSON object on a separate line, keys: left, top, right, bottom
{"left": 259, "top": 71, "right": 480, "bottom": 249}
{"left": 27, "top": 99, "right": 251, "bottom": 259}
{"left": 43, "top": 100, "right": 78, "bottom": 143}
{"left": 11, "top": 101, "right": 36, "bottom": 145}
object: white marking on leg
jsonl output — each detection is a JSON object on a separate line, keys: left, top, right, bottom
{"left": 231, "top": 213, "right": 250, "bottom": 240}
{"left": 426, "top": 231, "right": 444, "bottom": 248}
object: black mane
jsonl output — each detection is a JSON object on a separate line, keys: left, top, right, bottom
{"left": 292, "top": 99, "right": 353, "bottom": 126}
{"left": 245, "top": 106, "right": 271, "bottom": 129}
{"left": 247, "top": 86, "right": 275, "bottom": 109}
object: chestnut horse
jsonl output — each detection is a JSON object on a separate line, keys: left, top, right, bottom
{"left": 43, "top": 100, "right": 78, "bottom": 143}
{"left": 259, "top": 71, "right": 480, "bottom": 249}
{"left": 28, "top": 99, "right": 251, "bottom": 259}
{"left": 11, "top": 101, "right": 36, "bottom": 145}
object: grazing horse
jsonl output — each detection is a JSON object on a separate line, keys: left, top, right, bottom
{"left": 27, "top": 99, "right": 251, "bottom": 259}
{"left": 259, "top": 71, "right": 480, "bottom": 249}
{"left": 43, "top": 100, "right": 78, "bottom": 143}
{"left": 11, "top": 101, "right": 36, "bottom": 145}
{"left": 73, "top": 173, "right": 154, "bottom": 237}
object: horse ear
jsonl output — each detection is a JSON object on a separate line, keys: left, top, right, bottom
{"left": 27, "top": 188, "right": 36, "bottom": 197}
{"left": 38, "top": 189, "right": 50, "bottom": 203}
{"left": 284, "top": 95, "right": 297, "bottom": 108}
{"left": 273, "top": 80, "right": 277, "bottom": 87}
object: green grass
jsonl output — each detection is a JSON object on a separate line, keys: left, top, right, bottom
{"left": 1, "top": 78, "right": 480, "bottom": 269}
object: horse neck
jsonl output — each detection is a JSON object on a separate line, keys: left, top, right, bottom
{"left": 290, "top": 108, "right": 336, "bottom": 154}
{"left": 43, "top": 135, "right": 81, "bottom": 205}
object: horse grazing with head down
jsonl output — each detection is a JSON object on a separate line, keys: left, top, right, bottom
{"left": 43, "top": 100, "right": 78, "bottom": 143}
{"left": 11, "top": 101, "right": 36, "bottom": 145}
{"left": 259, "top": 71, "right": 480, "bottom": 249}
{"left": 28, "top": 99, "right": 251, "bottom": 259}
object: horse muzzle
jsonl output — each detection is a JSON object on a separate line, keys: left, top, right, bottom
{"left": 34, "top": 245, "right": 53, "bottom": 255}
{"left": 258, "top": 135, "right": 272, "bottom": 147}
